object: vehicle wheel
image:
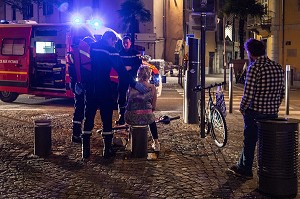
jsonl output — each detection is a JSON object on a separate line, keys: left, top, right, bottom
{"left": 210, "top": 107, "right": 228, "bottom": 147}
{"left": 0, "top": 91, "right": 19, "bottom": 102}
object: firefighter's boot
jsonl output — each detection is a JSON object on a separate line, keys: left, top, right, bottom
{"left": 116, "top": 107, "right": 125, "bottom": 125}
{"left": 102, "top": 134, "right": 115, "bottom": 159}
{"left": 81, "top": 133, "right": 91, "bottom": 159}
{"left": 72, "top": 122, "right": 82, "bottom": 144}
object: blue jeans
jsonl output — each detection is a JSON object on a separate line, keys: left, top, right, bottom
{"left": 237, "top": 109, "right": 277, "bottom": 173}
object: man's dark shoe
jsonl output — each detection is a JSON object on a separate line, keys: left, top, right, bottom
{"left": 71, "top": 135, "right": 82, "bottom": 144}
{"left": 228, "top": 165, "right": 253, "bottom": 179}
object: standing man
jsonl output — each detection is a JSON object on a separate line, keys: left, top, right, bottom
{"left": 82, "top": 31, "right": 148, "bottom": 159}
{"left": 116, "top": 36, "right": 142, "bottom": 125}
{"left": 67, "top": 36, "right": 95, "bottom": 143}
{"left": 228, "top": 38, "right": 285, "bottom": 178}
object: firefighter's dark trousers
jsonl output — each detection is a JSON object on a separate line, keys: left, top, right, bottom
{"left": 72, "top": 92, "right": 85, "bottom": 137}
{"left": 83, "top": 96, "right": 114, "bottom": 134}
{"left": 73, "top": 92, "right": 85, "bottom": 123}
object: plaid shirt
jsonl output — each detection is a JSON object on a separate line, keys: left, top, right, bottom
{"left": 240, "top": 56, "right": 285, "bottom": 115}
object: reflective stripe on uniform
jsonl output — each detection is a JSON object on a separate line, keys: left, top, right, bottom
{"left": 120, "top": 55, "right": 138, "bottom": 58}
{"left": 72, "top": 120, "right": 82, "bottom": 124}
{"left": 93, "top": 49, "right": 119, "bottom": 56}
{"left": 67, "top": 53, "right": 74, "bottom": 64}
{"left": 101, "top": 131, "right": 113, "bottom": 135}
{"left": 79, "top": 49, "right": 90, "bottom": 58}
{"left": 83, "top": 131, "right": 92, "bottom": 135}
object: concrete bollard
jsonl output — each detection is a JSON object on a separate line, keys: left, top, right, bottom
{"left": 34, "top": 119, "right": 51, "bottom": 157}
{"left": 131, "top": 125, "right": 148, "bottom": 158}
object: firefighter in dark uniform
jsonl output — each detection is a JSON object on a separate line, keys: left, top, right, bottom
{"left": 82, "top": 31, "right": 148, "bottom": 159}
{"left": 116, "top": 36, "right": 142, "bottom": 125}
{"left": 67, "top": 36, "right": 95, "bottom": 143}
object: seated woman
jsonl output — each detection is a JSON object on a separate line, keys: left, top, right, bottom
{"left": 124, "top": 65, "right": 160, "bottom": 151}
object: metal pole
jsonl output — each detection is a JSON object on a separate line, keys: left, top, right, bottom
{"left": 229, "top": 63, "right": 233, "bottom": 113}
{"left": 200, "top": 13, "right": 206, "bottom": 138}
{"left": 285, "top": 65, "right": 290, "bottom": 115}
{"left": 223, "top": 16, "right": 227, "bottom": 90}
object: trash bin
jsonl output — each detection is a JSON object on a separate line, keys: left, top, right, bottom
{"left": 257, "top": 118, "right": 299, "bottom": 198}
{"left": 131, "top": 125, "right": 148, "bottom": 158}
{"left": 34, "top": 119, "right": 52, "bottom": 157}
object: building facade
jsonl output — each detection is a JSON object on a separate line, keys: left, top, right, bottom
{"left": 248, "top": 0, "right": 300, "bottom": 80}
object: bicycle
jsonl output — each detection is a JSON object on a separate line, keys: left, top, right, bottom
{"left": 193, "top": 82, "right": 228, "bottom": 147}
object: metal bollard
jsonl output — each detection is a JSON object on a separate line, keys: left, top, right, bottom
{"left": 285, "top": 65, "right": 291, "bottom": 115}
{"left": 161, "top": 75, "right": 166, "bottom": 83}
{"left": 131, "top": 125, "right": 148, "bottom": 158}
{"left": 229, "top": 63, "right": 233, "bottom": 113}
{"left": 34, "top": 119, "right": 51, "bottom": 157}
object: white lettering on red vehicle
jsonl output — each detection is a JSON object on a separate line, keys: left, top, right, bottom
{"left": 0, "top": 60, "right": 19, "bottom": 64}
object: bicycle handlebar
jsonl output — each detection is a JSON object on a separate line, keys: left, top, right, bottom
{"left": 193, "top": 82, "right": 225, "bottom": 92}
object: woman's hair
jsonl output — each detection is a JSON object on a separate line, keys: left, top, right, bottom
{"left": 137, "top": 65, "right": 152, "bottom": 81}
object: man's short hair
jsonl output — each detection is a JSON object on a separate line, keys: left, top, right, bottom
{"left": 102, "top": 31, "right": 117, "bottom": 41}
{"left": 122, "top": 36, "right": 131, "bottom": 41}
{"left": 244, "top": 38, "right": 266, "bottom": 57}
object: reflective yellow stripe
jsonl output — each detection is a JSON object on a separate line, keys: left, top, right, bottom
{"left": 69, "top": 55, "right": 74, "bottom": 63}
{"left": 0, "top": 71, "right": 27, "bottom": 75}
{"left": 79, "top": 50, "right": 90, "bottom": 58}
{"left": 110, "top": 76, "right": 118, "bottom": 79}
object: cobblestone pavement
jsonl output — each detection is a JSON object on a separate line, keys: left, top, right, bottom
{"left": 0, "top": 79, "right": 299, "bottom": 199}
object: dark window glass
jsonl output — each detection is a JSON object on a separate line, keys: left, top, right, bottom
{"left": 43, "top": 2, "right": 53, "bottom": 15}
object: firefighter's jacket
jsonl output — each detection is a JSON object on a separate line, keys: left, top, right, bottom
{"left": 67, "top": 40, "right": 92, "bottom": 88}
{"left": 119, "top": 48, "right": 142, "bottom": 78}
{"left": 89, "top": 40, "right": 136, "bottom": 101}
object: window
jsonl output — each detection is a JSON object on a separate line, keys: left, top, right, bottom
{"left": 1, "top": 39, "right": 26, "bottom": 55}
{"left": 36, "top": 42, "right": 55, "bottom": 53}
{"left": 23, "top": 4, "right": 33, "bottom": 19}
{"left": 43, "top": 2, "right": 53, "bottom": 15}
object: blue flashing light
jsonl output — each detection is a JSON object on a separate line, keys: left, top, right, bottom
{"left": 71, "top": 15, "right": 83, "bottom": 25}
{"left": 88, "top": 18, "right": 103, "bottom": 30}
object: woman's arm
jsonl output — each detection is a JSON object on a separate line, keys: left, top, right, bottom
{"left": 151, "top": 85, "right": 157, "bottom": 111}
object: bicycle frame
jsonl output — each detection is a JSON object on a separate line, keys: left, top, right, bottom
{"left": 205, "top": 88, "right": 214, "bottom": 133}
{"left": 193, "top": 81, "right": 228, "bottom": 147}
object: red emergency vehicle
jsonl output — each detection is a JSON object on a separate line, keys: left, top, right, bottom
{"left": 0, "top": 20, "right": 114, "bottom": 102}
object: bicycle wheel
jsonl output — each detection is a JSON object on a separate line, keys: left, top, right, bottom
{"left": 198, "top": 100, "right": 210, "bottom": 135}
{"left": 210, "top": 106, "right": 227, "bottom": 147}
